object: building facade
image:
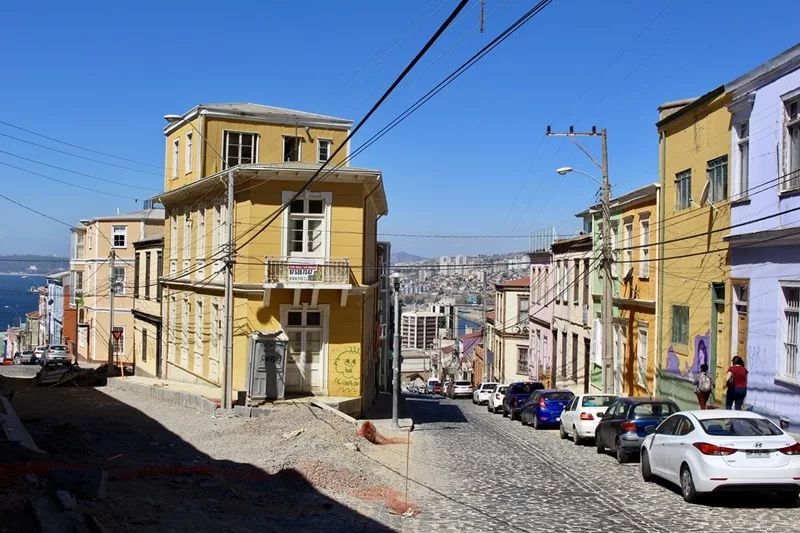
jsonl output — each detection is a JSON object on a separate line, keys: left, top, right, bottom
{"left": 656, "top": 87, "right": 732, "bottom": 408}
{"left": 377, "top": 241, "right": 392, "bottom": 392}
{"left": 724, "top": 44, "right": 800, "bottom": 430}
{"left": 489, "top": 277, "right": 530, "bottom": 384}
{"left": 69, "top": 209, "right": 165, "bottom": 366}
{"left": 132, "top": 234, "right": 164, "bottom": 378}
{"left": 528, "top": 250, "right": 553, "bottom": 384}
{"left": 401, "top": 311, "right": 440, "bottom": 349}
{"left": 154, "top": 103, "right": 387, "bottom": 416}
{"left": 549, "top": 236, "right": 593, "bottom": 393}
{"left": 46, "top": 271, "right": 69, "bottom": 346}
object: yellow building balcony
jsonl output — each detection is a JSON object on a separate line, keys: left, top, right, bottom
{"left": 263, "top": 256, "right": 353, "bottom": 307}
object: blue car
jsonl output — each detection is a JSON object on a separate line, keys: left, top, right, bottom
{"left": 502, "top": 381, "right": 544, "bottom": 420}
{"left": 595, "top": 397, "right": 680, "bottom": 463}
{"left": 520, "top": 389, "right": 575, "bottom": 429}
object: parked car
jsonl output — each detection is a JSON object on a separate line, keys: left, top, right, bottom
{"left": 472, "top": 382, "right": 498, "bottom": 405}
{"left": 596, "top": 397, "right": 680, "bottom": 463}
{"left": 432, "top": 382, "right": 443, "bottom": 395}
{"left": 33, "top": 345, "right": 47, "bottom": 364}
{"left": 2, "top": 352, "right": 14, "bottom": 365}
{"left": 520, "top": 389, "right": 575, "bottom": 429}
{"left": 502, "top": 381, "right": 545, "bottom": 420}
{"left": 426, "top": 378, "right": 440, "bottom": 394}
{"left": 487, "top": 385, "right": 508, "bottom": 414}
{"left": 559, "top": 394, "right": 618, "bottom": 445}
{"left": 641, "top": 410, "right": 800, "bottom": 504}
{"left": 441, "top": 381, "right": 452, "bottom": 396}
{"left": 39, "top": 345, "right": 71, "bottom": 366}
{"left": 15, "top": 350, "right": 36, "bottom": 364}
{"left": 448, "top": 381, "right": 474, "bottom": 399}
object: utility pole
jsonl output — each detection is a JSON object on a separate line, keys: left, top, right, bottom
{"left": 108, "top": 250, "right": 116, "bottom": 371}
{"left": 546, "top": 126, "right": 613, "bottom": 394}
{"left": 482, "top": 274, "right": 489, "bottom": 382}
{"left": 391, "top": 273, "right": 401, "bottom": 429}
{"left": 222, "top": 169, "right": 236, "bottom": 409}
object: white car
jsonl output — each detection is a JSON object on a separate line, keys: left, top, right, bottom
{"left": 559, "top": 393, "right": 618, "bottom": 445}
{"left": 472, "top": 382, "right": 499, "bottom": 405}
{"left": 487, "top": 384, "right": 509, "bottom": 414}
{"left": 641, "top": 410, "right": 800, "bottom": 504}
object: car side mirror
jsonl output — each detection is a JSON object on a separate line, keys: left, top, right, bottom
{"left": 596, "top": 412, "right": 603, "bottom": 418}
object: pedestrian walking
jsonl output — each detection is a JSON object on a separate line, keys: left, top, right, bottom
{"left": 694, "top": 363, "right": 714, "bottom": 409}
{"left": 724, "top": 356, "right": 748, "bottom": 410}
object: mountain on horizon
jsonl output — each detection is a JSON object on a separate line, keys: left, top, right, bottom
{"left": 0, "top": 254, "right": 69, "bottom": 275}
{"left": 392, "top": 251, "right": 427, "bottom": 263}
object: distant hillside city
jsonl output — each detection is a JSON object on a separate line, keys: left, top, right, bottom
{"left": 0, "top": 255, "right": 69, "bottom": 275}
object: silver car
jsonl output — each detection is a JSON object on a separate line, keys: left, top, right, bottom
{"left": 448, "top": 380, "right": 474, "bottom": 399}
{"left": 15, "top": 350, "right": 36, "bottom": 364}
{"left": 40, "top": 345, "right": 72, "bottom": 366}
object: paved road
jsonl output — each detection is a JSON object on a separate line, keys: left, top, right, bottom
{"left": 0, "top": 364, "right": 40, "bottom": 379}
{"left": 405, "top": 394, "right": 800, "bottom": 533}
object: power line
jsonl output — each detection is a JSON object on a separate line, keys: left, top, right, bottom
{"left": 0, "top": 160, "right": 141, "bottom": 200}
{"left": 0, "top": 192, "right": 73, "bottom": 228}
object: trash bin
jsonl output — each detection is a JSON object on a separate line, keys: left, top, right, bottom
{"left": 247, "top": 331, "right": 288, "bottom": 403}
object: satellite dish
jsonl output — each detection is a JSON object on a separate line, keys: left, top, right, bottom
{"left": 699, "top": 181, "right": 710, "bottom": 206}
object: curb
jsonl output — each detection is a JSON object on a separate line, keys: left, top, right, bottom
{"left": 106, "top": 379, "right": 220, "bottom": 415}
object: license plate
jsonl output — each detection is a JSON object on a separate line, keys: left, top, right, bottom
{"left": 745, "top": 451, "right": 770, "bottom": 459}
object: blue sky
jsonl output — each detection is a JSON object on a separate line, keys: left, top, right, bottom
{"left": 1, "top": 0, "right": 798, "bottom": 258}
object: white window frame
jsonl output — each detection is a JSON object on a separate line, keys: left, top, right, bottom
{"left": 211, "top": 199, "right": 228, "bottom": 277}
{"left": 707, "top": 155, "right": 729, "bottom": 204}
{"left": 181, "top": 295, "right": 190, "bottom": 367}
{"left": 676, "top": 170, "right": 692, "bottom": 210}
{"left": 169, "top": 214, "right": 178, "bottom": 275}
{"left": 112, "top": 225, "right": 127, "bottom": 248}
{"left": 194, "top": 296, "right": 204, "bottom": 374}
{"left": 318, "top": 139, "right": 332, "bottom": 162}
{"left": 195, "top": 204, "right": 206, "bottom": 280}
{"left": 639, "top": 214, "right": 650, "bottom": 279}
{"left": 784, "top": 97, "right": 800, "bottom": 192}
{"left": 637, "top": 323, "right": 648, "bottom": 390}
{"left": 185, "top": 131, "right": 193, "bottom": 174}
{"left": 74, "top": 231, "right": 85, "bottom": 259}
{"left": 281, "top": 191, "right": 332, "bottom": 258}
{"left": 182, "top": 207, "right": 192, "bottom": 275}
{"left": 623, "top": 217, "right": 633, "bottom": 279}
{"left": 172, "top": 138, "right": 179, "bottom": 179}
{"left": 223, "top": 131, "right": 258, "bottom": 169}
{"left": 112, "top": 325, "right": 125, "bottom": 355}
{"left": 610, "top": 221, "right": 619, "bottom": 278}
{"left": 781, "top": 283, "right": 800, "bottom": 382}
{"left": 209, "top": 298, "right": 222, "bottom": 383}
{"left": 282, "top": 135, "right": 303, "bottom": 162}
{"left": 87, "top": 226, "right": 93, "bottom": 251}
{"left": 736, "top": 122, "right": 749, "bottom": 199}
{"left": 111, "top": 266, "right": 126, "bottom": 296}
{"left": 168, "top": 295, "right": 176, "bottom": 363}
{"left": 280, "top": 305, "right": 330, "bottom": 390}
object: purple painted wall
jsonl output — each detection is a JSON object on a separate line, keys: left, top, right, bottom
{"left": 529, "top": 257, "right": 553, "bottom": 381}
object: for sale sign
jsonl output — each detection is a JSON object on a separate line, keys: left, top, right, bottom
{"left": 288, "top": 260, "right": 322, "bottom": 282}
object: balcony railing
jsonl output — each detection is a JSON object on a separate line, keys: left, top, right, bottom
{"left": 264, "top": 257, "right": 351, "bottom": 285}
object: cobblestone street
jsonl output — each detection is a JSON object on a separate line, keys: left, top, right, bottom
{"left": 404, "top": 394, "right": 800, "bottom": 533}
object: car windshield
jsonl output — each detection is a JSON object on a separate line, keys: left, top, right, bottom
{"left": 512, "top": 382, "right": 542, "bottom": 394}
{"left": 455, "top": 381, "right": 471, "bottom": 386}
{"left": 50, "top": 345, "right": 68, "bottom": 351}
{"left": 498, "top": 386, "right": 508, "bottom": 394}
{"left": 700, "top": 417, "right": 783, "bottom": 437}
{"left": 544, "top": 392, "right": 574, "bottom": 401}
{"left": 631, "top": 403, "right": 679, "bottom": 418}
{"left": 582, "top": 395, "right": 617, "bottom": 407}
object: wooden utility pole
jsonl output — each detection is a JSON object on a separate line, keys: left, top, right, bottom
{"left": 108, "top": 250, "right": 116, "bottom": 370}
{"left": 222, "top": 169, "right": 236, "bottom": 409}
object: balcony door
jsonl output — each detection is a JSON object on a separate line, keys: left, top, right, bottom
{"left": 281, "top": 306, "right": 329, "bottom": 393}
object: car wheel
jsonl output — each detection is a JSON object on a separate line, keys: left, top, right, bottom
{"left": 680, "top": 464, "right": 699, "bottom": 503}
{"left": 641, "top": 450, "right": 654, "bottom": 482}
{"left": 559, "top": 423, "right": 568, "bottom": 439}
{"left": 595, "top": 432, "right": 604, "bottom": 454}
{"left": 573, "top": 426, "right": 583, "bottom": 446}
{"left": 510, "top": 409, "right": 518, "bottom": 421}
{"left": 777, "top": 492, "right": 799, "bottom": 507}
{"left": 487, "top": 404, "right": 492, "bottom": 412}
{"left": 472, "top": 398, "right": 476, "bottom": 404}
{"left": 616, "top": 440, "right": 630, "bottom": 464}
{"left": 532, "top": 415, "right": 540, "bottom": 430}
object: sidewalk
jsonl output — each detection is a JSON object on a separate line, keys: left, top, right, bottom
{"left": 362, "top": 391, "right": 413, "bottom": 433}
{"left": 105, "top": 375, "right": 221, "bottom": 414}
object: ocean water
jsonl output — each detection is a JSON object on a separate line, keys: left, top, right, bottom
{"left": 0, "top": 275, "right": 46, "bottom": 330}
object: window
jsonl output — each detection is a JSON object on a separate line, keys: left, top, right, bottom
{"left": 676, "top": 170, "right": 692, "bottom": 210}
{"left": 318, "top": 139, "right": 331, "bottom": 162}
{"left": 112, "top": 225, "right": 127, "bottom": 248}
{"left": 287, "top": 193, "right": 327, "bottom": 257}
{"left": 168, "top": 295, "right": 176, "bottom": 363}
{"left": 544, "top": 267, "right": 549, "bottom": 301}
{"left": 224, "top": 132, "right": 257, "bottom": 168}
{"left": 74, "top": 231, "right": 85, "bottom": 259}
{"left": 655, "top": 416, "right": 681, "bottom": 435}
{"left": 144, "top": 252, "right": 151, "bottom": 299}
{"left": 555, "top": 263, "right": 562, "bottom": 302}
{"left": 182, "top": 208, "right": 192, "bottom": 273}
{"left": 639, "top": 216, "right": 650, "bottom": 278}
{"left": 112, "top": 326, "right": 124, "bottom": 355}
{"left": 156, "top": 251, "right": 162, "bottom": 302}
{"left": 88, "top": 227, "right": 93, "bottom": 250}
{"left": 172, "top": 139, "right": 179, "bottom": 179}
{"left": 610, "top": 222, "right": 619, "bottom": 278}
{"left": 782, "top": 285, "right": 799, "bottom": 381}
{"left": 141, "top": 329, "right": 148, "bottom": 362}
{"left": 518, "top": 297, "right": 529, "bottom": 327}
{"left": 283, "top": 136, "right": 302, "bottom": 162}
{"left": 786, "top": 98, "right": 800, "bottom": 191}
{"left": 285, "top": 309, "right": 323, "bottom": 372}
{"left": 707, "top": 156, "right": 728, "bottom": 203}
{"left": 623, "top": 219, "right": 633, "bottom": 279}
{"left": 563, "top": 260, "right": 570, "bottom": 304}
{"left": 194, "top": 297, "right": 204, "bottom": 374}
{"left": 571, "top": 333, "right": 578, "bottom": 381}
{"left": 737, "top": 122, "right": 749, "bottom": 198}
{"left": 517, "top": 346, "right": 529, "bottom": 374}
{"left": 111, "top": 266, "right": 125, "bottom": 296}
{"left": 675, "top": 417, "right": 694, "bottom": 436}
{"left": 583, "top": 258, "right": 589, "bottom": 306}
{"left": 196, "top": 206, "right": 206, "bottom": 279}
{"left": 637, "top": 325, "right": 648, "bottom": 389}
{"left": 671, "top": 305, "right": 689, "bottom": 345}
{"left": 134, "top": 253, "right": 140, "bottom": 298}
{"left": 573, "top": 260, "right": 580, "bottom": 304}
{"left": 181, "top": 296, "right": 189, "bottom": 367}
{"left": 170, "top": 214, "right": 178, "bottom": 275}
{"left": 561, "top": 331, "right": 567, "bottom": 379}
{"left": 74, "top": 270, "right": 83, "bottom": 294}
{"left": 185, "top": 131, "right": 193, "bottom": 174}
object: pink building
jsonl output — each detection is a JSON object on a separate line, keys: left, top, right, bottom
{"left": 528, "top": 251, "right": 553, "bottom": 383}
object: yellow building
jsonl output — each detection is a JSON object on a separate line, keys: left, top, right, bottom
{"left": 69, "top": 209, "right": 165, "bottom": 366}
{"left": 154, "top": 103, "right": 387, "bottom": 416}
{"left": 656, "top": 87, "right": 732, "bottom": 408}
{"left": 132, "top": 234, "right": 164, "bottom": 378}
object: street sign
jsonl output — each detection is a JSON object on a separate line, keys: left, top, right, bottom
{"left": 111, "top": 329, "right": 123, "bottom": 341}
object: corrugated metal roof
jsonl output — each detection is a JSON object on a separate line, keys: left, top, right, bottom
{"left": 200, "top": 103, "right": 352, "bottom": 126}
{"left": 83, "top": 208, "right": 165, "bottom": 223}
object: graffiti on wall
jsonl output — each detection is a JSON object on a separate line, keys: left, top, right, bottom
{"left": 332, "top": 345, "right": 361, "bottom": 395}
{"left": 665, "top": 329, "right": 711, "bottom": 382}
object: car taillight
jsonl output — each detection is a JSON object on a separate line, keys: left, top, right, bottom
{"left": 580, "top": 412, "right": 594, "bottom": 421}
{"left": 620, "top": 421, "right": 636, "bottom": 432}
{"left": 513, "top": 397, "right": 518, "bottom": 407}
{"left": 778, "top": 443, "right": 800, "bottom": 455}
{"left": 539, "top": 398, "right": 547, "bottom": 409}
{"left": 693, "top": 442, "right": 737, "bottom": 456}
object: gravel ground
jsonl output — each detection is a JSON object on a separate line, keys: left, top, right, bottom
{"left": 0, "top": 368, "right": 421, "bottom": 532}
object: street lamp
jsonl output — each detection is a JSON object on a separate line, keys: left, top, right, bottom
{"left": 556, "top": 166, "right": 603, "bottom": 186}
{"left": 391, "top": 273, "right": 401, "bottom": 429}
